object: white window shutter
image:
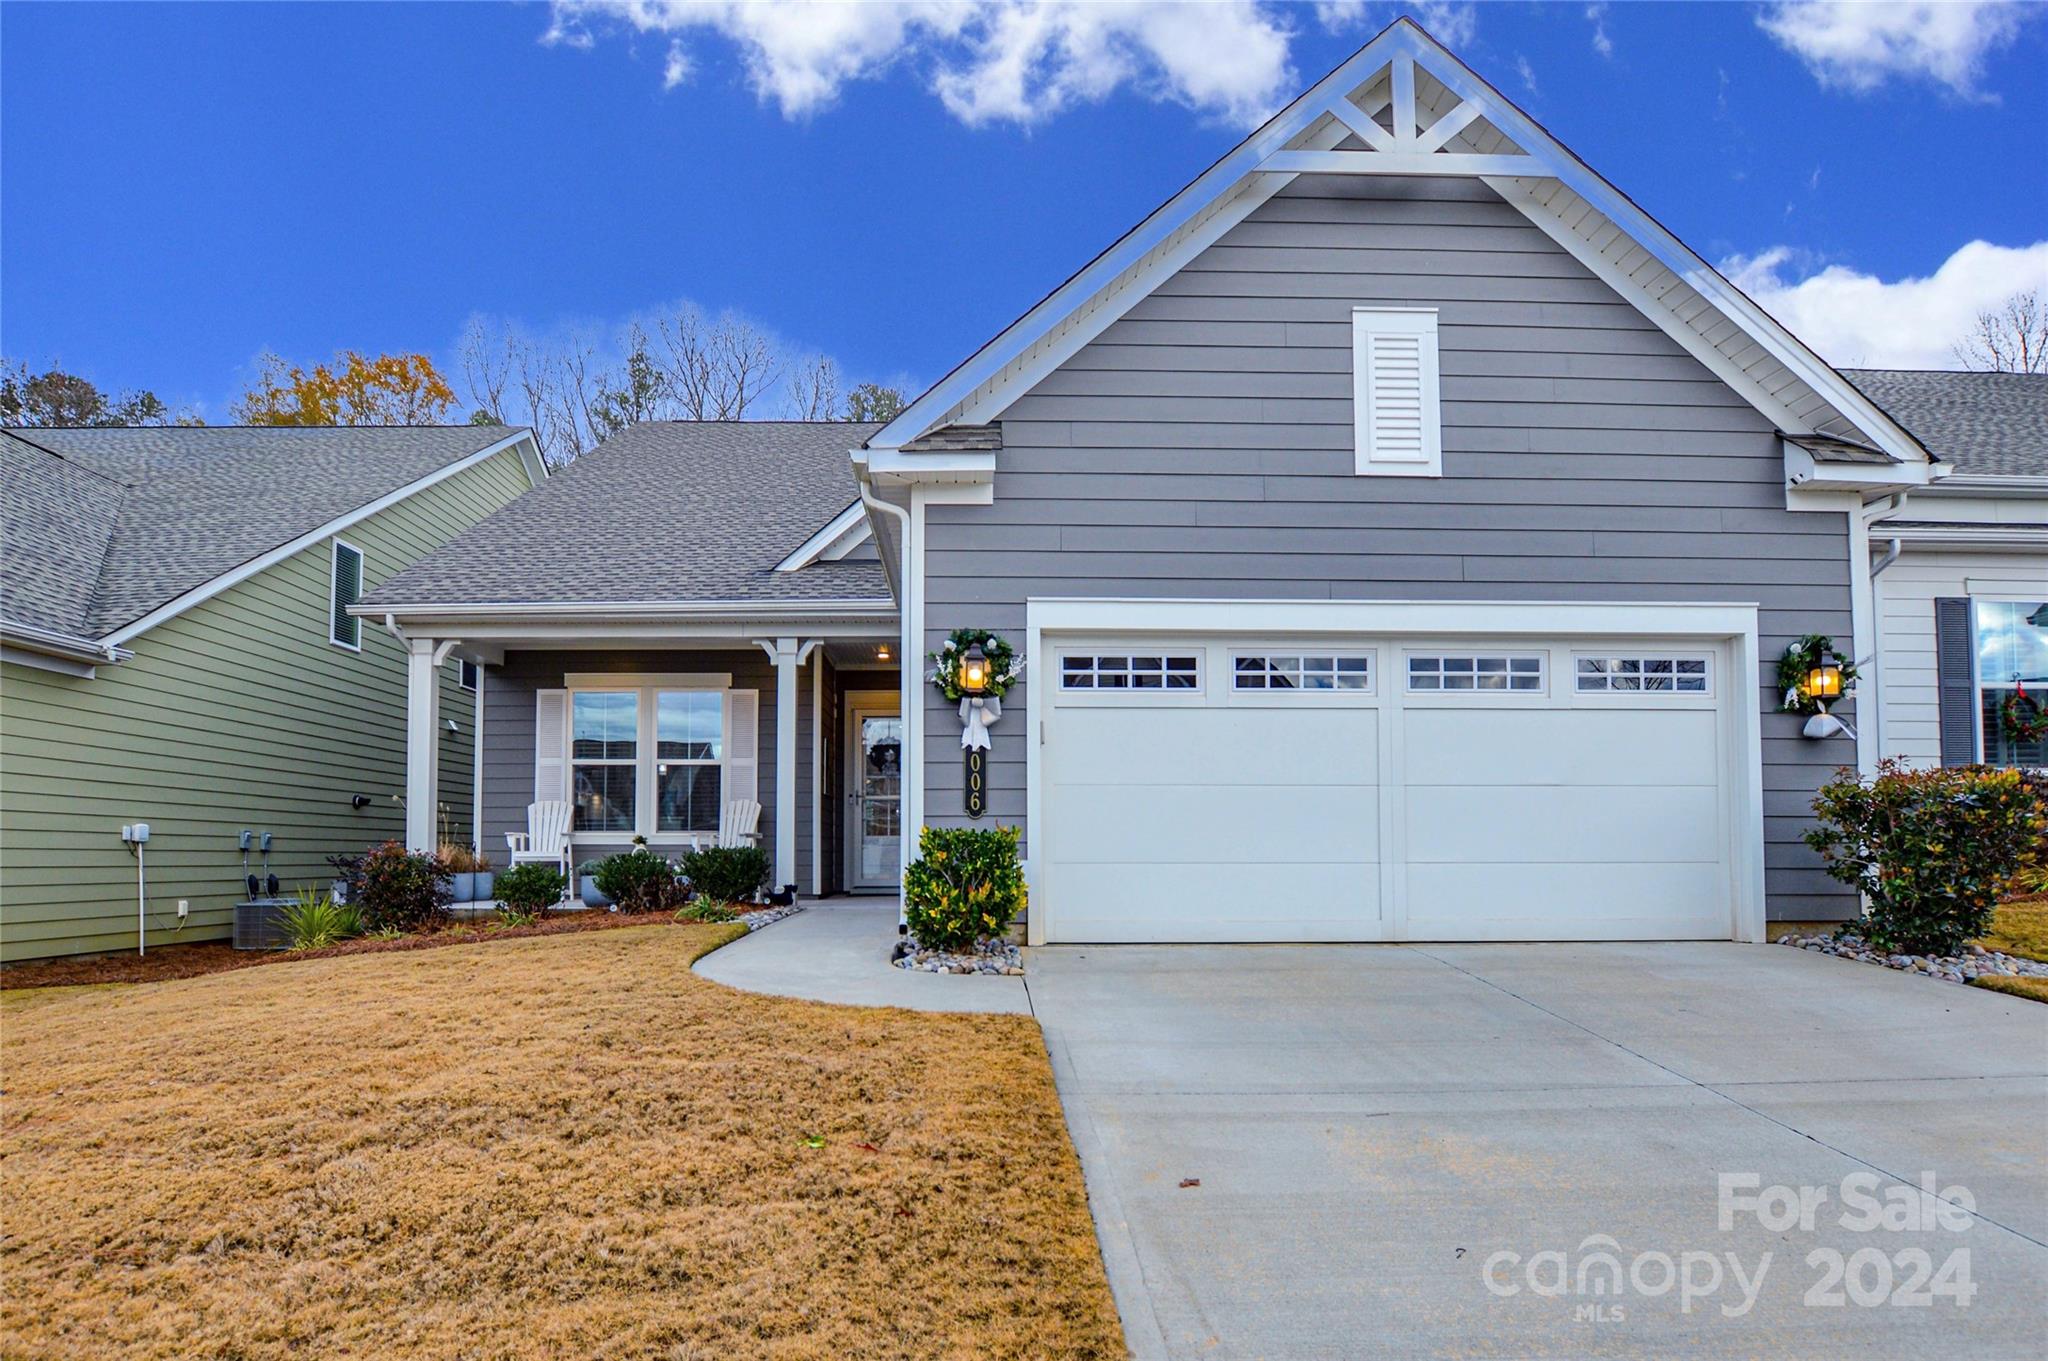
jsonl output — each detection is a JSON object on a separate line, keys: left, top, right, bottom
{"left": 725, "top": 688, "right": 759, "bottom": 807}
{"left": 534, "top": 689, "right": 568, "bottom": 804}
{"left": 1353, "top": 308, "right": 1441, "bottom": 477}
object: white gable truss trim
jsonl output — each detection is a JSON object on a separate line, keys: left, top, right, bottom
{"left": 774, "top": 500, "right": 873, "bottom": 572}
{"left": 867, "top": 17, "right": 1932, "bottom": 475}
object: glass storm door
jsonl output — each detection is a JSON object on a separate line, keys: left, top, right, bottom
{"left": 851, "top": 709, "right": 902, "bottom": 890}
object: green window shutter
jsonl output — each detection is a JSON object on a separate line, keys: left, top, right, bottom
{"left": 331, "top": 541, "right": 363, "bottom": 648}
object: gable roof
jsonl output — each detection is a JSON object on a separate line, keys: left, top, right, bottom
{"left": 1842, "top": 370, "right": 2047, "bottom": 479}
{"left": 866, "top": 16, "right": 1931, "bottom": 474}
{"left": 0, "top": 424, "right": 540, "bottom": 649}
{"left": 363, "top": 421, "right": 891, "bottom": 611}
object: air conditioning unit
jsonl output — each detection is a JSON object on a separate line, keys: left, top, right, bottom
{"left": 233, "top": 898, "right": 292, "bottom": 951}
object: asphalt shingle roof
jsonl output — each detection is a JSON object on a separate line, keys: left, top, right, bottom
{"left": 364, "top": 421, "right": 891, "bottom": 610}
{"left": 1842, "top": 369, "right": 2048, "bottom": 478}
{"left": 0, "top": 424, "right": 526, "bottom": 639}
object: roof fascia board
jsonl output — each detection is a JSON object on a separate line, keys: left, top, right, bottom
{"left": 352, "top": 598, "right": 898, "bottom": 623}
{"left": 101, "top": 429, "right": 541, "bottom": 648}
{"left": 774, "top": 500, "right": 869, "bottom": 572}
{"left": 0, "top": 619, "right": 133, "bottom": 665}
{"left": 1919, "top": 474, "right": 2048, "bottom": 498}
{"left": 866, "top": 29, "right": 1415, "bottom": 450}
{"left": 948, "top": 174, "right": 1292, "bottom": 429}
{"left": 859, "top": 445, "right": 997, "bottom": 485}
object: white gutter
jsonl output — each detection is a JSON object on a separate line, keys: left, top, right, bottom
{"left": 351, "top": 598, "right": 896, "bottom": 622}
{"left": 0, "top": 619, "right": 132, "bottom": 665}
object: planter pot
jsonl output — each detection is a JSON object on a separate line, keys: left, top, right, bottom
{"left": 452, "top": 872, "right": 478, "bottom": 903}
{"left": 580, "top": 876, "right": 614, "bottom": 908}
{"left": 473, "top": 871, "right": 494, "bottom": 902}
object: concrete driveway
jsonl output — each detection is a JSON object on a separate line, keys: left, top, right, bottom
{"left": 1027, "top": 941, "right": 2048, "bottom": 1359}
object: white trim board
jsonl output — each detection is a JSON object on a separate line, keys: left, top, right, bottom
{"left": 103, "top": 429, "right": 543, "bottom": 648}
{"left": 775, "top": 501, "right": 874, "bottom": 572}
{"left": 1022, "top": 597, "right": 1766, "bottom": 949}
{"left": 865, "top": 18, "right": 1931, "bottom": 475}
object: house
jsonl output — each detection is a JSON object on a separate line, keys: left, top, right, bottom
{"left": 368, "top": 20, "right": 2002, "bottom": 947}
{"left": 1842, "top": 371, "right": 2046, "bottom": 771}
{"left": 0, "top": 424, "right": 545, "bottom": 960}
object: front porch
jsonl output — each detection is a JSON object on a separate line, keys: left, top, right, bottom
{"left": 395, "top": 623, "right": 902, "bottom": 900}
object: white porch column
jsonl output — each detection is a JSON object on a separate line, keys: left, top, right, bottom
{"left": 758, "top": 637, "right": 818, "bottom": 894}
{"left": 403, "top": 637, "right": 461, "bottom": 852}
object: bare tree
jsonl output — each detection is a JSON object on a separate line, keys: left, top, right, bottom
{"left": 654, "top": 304, "right": 783, "bottom": 419}
{"left": 1953, "top": 289, "right": 2047, "bottom": 373}
{"left": 457, "top": 316, "right": 513, "bottom": 424}
{"left": 456, "top": 304, "right": 863, "bottom": 463}
{"left": 788, "top": 354, "right": 841, "bottom": 420}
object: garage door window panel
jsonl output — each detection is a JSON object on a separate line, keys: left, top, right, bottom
{"left": 1407, "top": 654, "right": 1544, "bottom": 693}
{"left": 1233, "top": 653, "right": 1373, "bottom": 694}
{"left": 1576, "top": 655, "right": 1711, "bottom": 695}
{"left": 1060, "top": 653, "right": 1201, "bottom": 692}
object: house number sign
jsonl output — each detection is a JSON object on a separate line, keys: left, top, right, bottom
{"left": 964, "top": 748, "right": 987, "bottom": 819}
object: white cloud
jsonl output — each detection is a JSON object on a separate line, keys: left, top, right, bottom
{"left": 1409, "top": 2, "right": 1478, "bottom": 48}
{"left": 1722, "top": 239, "right": 2048, "bottom": 368}
{"left": 1514, "top": 54, "right": 1538, "bottom": 96}
{"left": 547, "top": 1, "right": 1299, "bottom": 127}
{"left": 662, "top": 38, "right": 690, "bottom": 90}
{"left": 1755, "top": 1, "right": 2030, "bottom": 99}
{"left": 1585, "top": 3, "right": 1613, "bottom": 58}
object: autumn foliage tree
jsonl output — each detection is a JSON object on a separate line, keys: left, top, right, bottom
{"left": 234, "top": 350, "right": 456, "bottom": 426}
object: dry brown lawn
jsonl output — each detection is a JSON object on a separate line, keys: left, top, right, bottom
{"left": 1, "top": 924, "right": 1125, "bottom": 1359}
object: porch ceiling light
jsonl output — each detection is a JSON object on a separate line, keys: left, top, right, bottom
{"left": 959, "top": 643, "right": 991, "bottom": 696}
{"left": 876, "top": 644, "right": 892, "bottom": 662}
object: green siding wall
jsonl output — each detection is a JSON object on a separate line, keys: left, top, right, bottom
{"left": 0, "top": 446, "right": 534, "bottom": 961}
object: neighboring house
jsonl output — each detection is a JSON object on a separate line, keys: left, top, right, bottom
{"left": 0, "top": 424, "right": 544, "bottom": 961}
{"left": 1841, "top": 371, "right": 2047, "bottom": 772}
{"left": 370, "top": 21, "right": 2001, "bottom": 948}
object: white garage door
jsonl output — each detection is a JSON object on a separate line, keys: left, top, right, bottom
{"left": 1039, "top": 638, "right": 1735, "bottom": 943}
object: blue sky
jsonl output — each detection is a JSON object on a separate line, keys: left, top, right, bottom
{"left": 3, "top": 1, "right": 2044, "bottom": 420}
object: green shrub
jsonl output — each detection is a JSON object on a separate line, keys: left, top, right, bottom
{"left": 356, "top": 841, "right": 450, "bottom": 933}
{"left": 279, "top": 887, "right": 361, "bottom": 951}
{"left": 592, "top": 848, "right": 686, "bottom": 912}
{"left": 901, "top": 825, "right": 1026, "bottom": 952}
{"left": 1807, "top": 760, "right": 2047, "bottom": 955}
{"left": 496, "top": 863, "right": 566, "bottom": 915}
{"left": 679, "top": 898, "right": 739, "bottom": 924}
{"left": 680, "top": 845, "right": 769, "bottom": 904}
{"left": 494, "top": 903, "right": 539, "bottom": 928}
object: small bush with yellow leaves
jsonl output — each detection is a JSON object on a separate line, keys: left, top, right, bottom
{"left": 902, "top": 825, "right": 1027, "bottom": 951}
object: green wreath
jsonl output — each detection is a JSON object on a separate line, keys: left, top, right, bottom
{"left": 927, "top": 628, "right": 1022, "bottom": 702}
{"left": 1778, "top": 634, "right": 1857, "bottom": 716}
{"left": 2002, "top": 683, "right": 2046, "bottom": 744}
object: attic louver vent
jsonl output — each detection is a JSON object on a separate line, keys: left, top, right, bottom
{"left": 1353, "top": 308, "right": 1441, "bottom": 478}
{"left": 331, "top": 541, "right": 363, "bottom": 649}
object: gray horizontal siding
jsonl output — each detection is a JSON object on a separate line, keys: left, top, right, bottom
{"left": 920, "top": 173, "right": 1857, "bottom": 922}
{"left": 480, "top": 649, "right": 812, "bottom": 889}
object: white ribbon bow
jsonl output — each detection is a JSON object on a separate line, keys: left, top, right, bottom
{"left": 959, "top": 694, "right": 1002, "bottom": 750}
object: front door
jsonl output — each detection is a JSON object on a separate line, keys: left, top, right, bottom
{"left": 847, "top": 704, "right": 902, "bottom": 891}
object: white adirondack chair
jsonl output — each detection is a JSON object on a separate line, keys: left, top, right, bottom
{"left": 688, "top": 799, "right": 762, "bottom": 851}
{"left": 506, "top": 800, "right": 573, "bottom": 894}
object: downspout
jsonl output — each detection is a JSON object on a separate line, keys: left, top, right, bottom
{"left": 855, "top": 455, "right": 914, "bottom": 927}
{"left": 1854, "top": 491, "right": 1910, "bottom": 770}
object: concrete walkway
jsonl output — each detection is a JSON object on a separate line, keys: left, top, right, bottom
{"left": 1030, "top": 940, "right": 2048, "bottom": 1360}
{"left": 692, "top": 899, "right": 1030, "bottom": 1014}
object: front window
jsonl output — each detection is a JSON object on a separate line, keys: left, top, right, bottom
{"left": 1976, "top": 600, "right": 2048, "bottom": 768}
{"left": 656, "top": 691, "right": 722, "bottom": 834}
{"left": 572, "top": 692, "right": 637, "bottom": 833}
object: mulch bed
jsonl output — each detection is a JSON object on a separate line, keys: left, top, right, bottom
{"left": 0, "top": 908, "right": 709, "bottom": 991}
